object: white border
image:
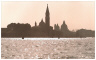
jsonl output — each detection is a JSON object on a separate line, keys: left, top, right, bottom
{"left": 94, "top": 1, "right": 96, "bottom": 59}
{"left": 0, "top": 1, "right": 1, "bottom": 59}
{"left": 1, "top": 0, "right": 96, "bottom": 1}
{"left": 0, "top": 0, "right": 96, "bottom": 60}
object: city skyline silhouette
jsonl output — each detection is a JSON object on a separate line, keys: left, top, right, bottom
{"left": 1, "top": 4, "right": 95, "bottom": 38}
{"left": 1, "top": 1, "right": 95, "bottom": 31}
{"left": 1, "top": 1, "right": 95, "bottom": 59}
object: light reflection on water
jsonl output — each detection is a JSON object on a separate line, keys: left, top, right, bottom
{"left": 1, "top": 37, "right": 94, "bottom": 40}
{"left": 1, "top": 37, "right": 95, "bottom": 59}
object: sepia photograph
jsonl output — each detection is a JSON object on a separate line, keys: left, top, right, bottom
{"left": 1, "top": 1, "right": 95, "bottom": 59}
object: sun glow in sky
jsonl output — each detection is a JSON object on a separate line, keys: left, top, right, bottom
{"left": 1, "top": 1, "right": 95, "bottom": 31}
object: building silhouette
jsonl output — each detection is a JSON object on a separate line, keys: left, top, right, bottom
{"left": 76, "top": 29, "right": 95, "bottom": 37}
{"left": 45, "top": 4, "right": 50, "bottom": 36}
{"left": 39, "top": 19, "right": 45, "bottom": 27}
{"left": 1, "top": 4, "right": 95, "bottom": 38}
{"left": 61, "top": 21, "right": 69, "bottom": 32}
{"left": 54, "top": 24, "right": 60, "bottom": 31}
{"left": 61, "top": 21, "right": 70, "bottom": 37}
{"left": 34, "top": 4, "right": 53, "bottom": 36}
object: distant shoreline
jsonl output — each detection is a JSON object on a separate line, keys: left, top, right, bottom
{"left": 1, "top": 37, "right": 94, "bottom": 38}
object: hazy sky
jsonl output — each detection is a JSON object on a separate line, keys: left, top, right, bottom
{"left": 1, "top": 1, "right": 95, "bottom": 31}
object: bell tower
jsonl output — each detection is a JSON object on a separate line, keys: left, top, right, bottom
{"left": 45, "top": 4, "right": 50, "bottom": 36}
{"left": 45, "top": 4, "right": 50, "bottom": 27}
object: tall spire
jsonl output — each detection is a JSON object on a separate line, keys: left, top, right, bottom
{"left": 45, "top": 4, "right": 50, "bottom": 36}
{"left": 45, "top": 4, "right": 50, "bottom": 27}
{"left": 46, "top": 4, "right": 49, "bottom": 13}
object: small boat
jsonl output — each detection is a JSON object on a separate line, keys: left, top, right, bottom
{"left": 22, "top": 36, "right": 24, "bottom": 39}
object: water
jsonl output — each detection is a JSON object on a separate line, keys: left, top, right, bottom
{"left": 1, "top": 38, "right": 95, "bottom": 59}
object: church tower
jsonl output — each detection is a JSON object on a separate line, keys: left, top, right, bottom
{"left": 45, "top": 4, "right": 50, "bottom": 27}
{"left": 45, "top": 4, "right": 50, "bottom": 36}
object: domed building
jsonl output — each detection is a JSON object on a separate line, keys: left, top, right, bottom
{"left": 39, "top": 19, "right": 45, "bottom": 27}
{"left": 61, "top": 21, "right": 70, "bottom": 37}
{"left": 31, "top": 4, "right": 53, "bottom": 37}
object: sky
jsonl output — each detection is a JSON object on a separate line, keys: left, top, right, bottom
{"left": 1, "top": 1, "right": 95, "bottom": 31}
